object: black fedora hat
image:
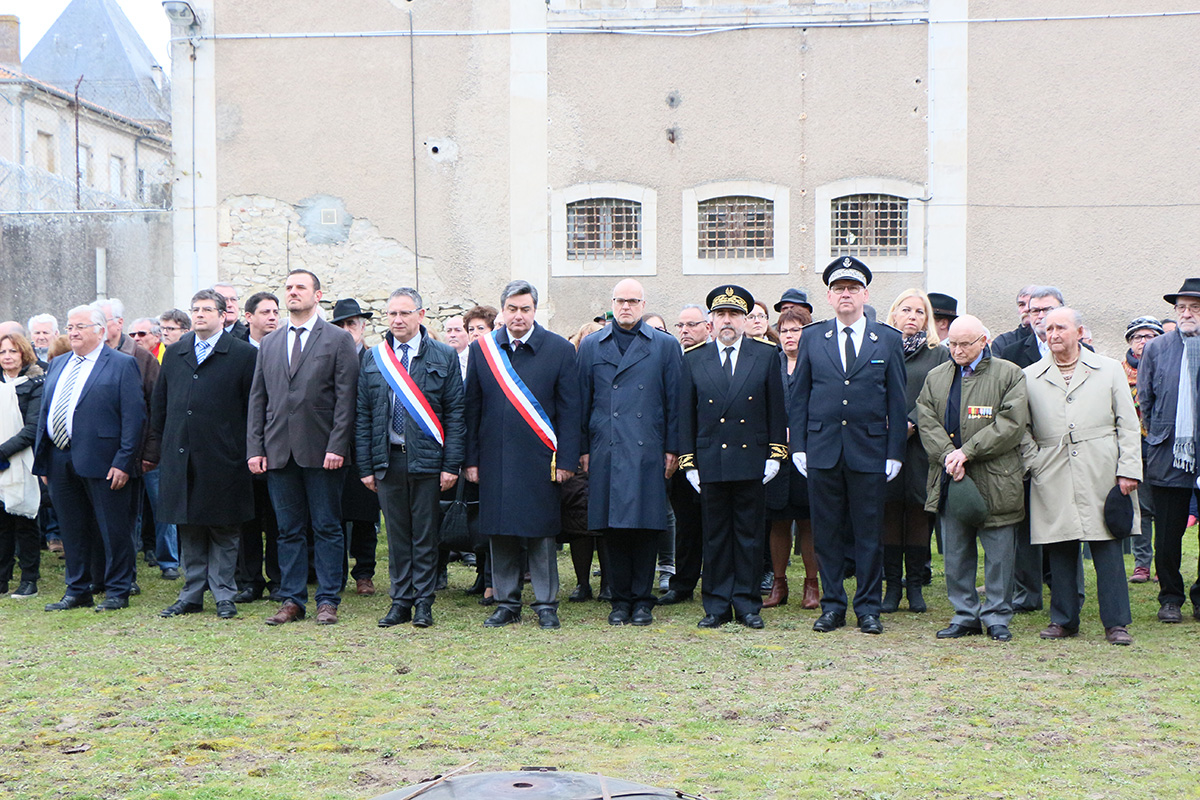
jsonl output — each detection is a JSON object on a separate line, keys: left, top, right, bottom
{"left": 1163, "top": 278, "right": 1200, "bottom": 305}
{"left": 330, "top": 298, "right": 374, "bottom": 324}
{"left": 928, "top": 292, "right": 959, "bottom": 320}
{"left": 774, "top": 288, "right": 813, "bottom": 313}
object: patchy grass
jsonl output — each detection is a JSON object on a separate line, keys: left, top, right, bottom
{"left": 2, "top": 533, "right": 1200, "bottom": 800}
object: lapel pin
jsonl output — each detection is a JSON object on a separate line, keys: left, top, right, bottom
{"left": 868, "top": 331, "right": 878, "bottom": 342}
{"left": 824, "top": 330, "right": 833, "bottom": 339}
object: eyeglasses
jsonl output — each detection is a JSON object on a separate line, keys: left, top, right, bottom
{"left": 128, "top": 331, "right": 154, "bottom": 338}
{"left": 612, "top": 297, "right": 644, "bottom": 307}
{"left": 674, "top": 321, "right": 707, "bottom": 329}
{"left": 65, "top": 324, "right": 100, "bottom": 333}
{"left": 746, "top": 313, "right": 769, "bottom": 321}
{"left": 161, "top": 325, "right": 180, "bottom": 333}
{"left": 1175, "top": 303, "right": 1200, "bottom": 315}
{"left": 778, "top": 327, "right": 804, "bottom": 335}
{"left": 1028, "top": 305, "right": 1060, "bottom": 316}
{"left": 946, "top": 333, "right": 986, "bottom": 350}
{"left": 387, "top": 309, "right": 422, "bottom": 319}
{"left": 1129, "top": 333, "right": 1158, "bottom": 342}
{"left": 830, "top": 284, "right": 863, "bottom": 295}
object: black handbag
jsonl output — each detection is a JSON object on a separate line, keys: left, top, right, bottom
{"left": 439, "top": 477, "right": 482, "bottom": 552}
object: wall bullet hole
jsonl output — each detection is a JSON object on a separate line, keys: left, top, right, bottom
{"left": 915, "top": 78, "right": 922, "bottom": 84}
{"left": 666, "top": 91, "right": 681, "bottom": 108}
{"left": 430, "top": 146, "right": 439, "bottom": 154}
{"left": 666, "top": 127, "right": 678, "bottom": 144}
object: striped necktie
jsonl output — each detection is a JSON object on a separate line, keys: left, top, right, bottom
{"left": 392, "top": 343, "right": 410, "bottom": 437}
{"left": 51, "top": 356, "right": 85, "bottom": 449}
{"left": 195, "top": 338, "right": 212, "bottom": 365}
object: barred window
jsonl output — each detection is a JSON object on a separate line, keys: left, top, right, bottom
{"left": 831, "top": 193, "right": 908, "bottom": 257}
{"left": 566, "top": 197, "right": 641, "bottom": 261}
{"left": 697, "top": 196, "right": 773, "bottom": 259}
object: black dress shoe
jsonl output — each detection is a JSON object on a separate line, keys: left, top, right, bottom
{"left": 233, "top": 587, "right": 262, "bottom": 604}
{"left": 631, "top": 606, "right": 653, "bottom": 626}
{"left": 737, "top": 613, "right": 765, "bottom": 629}
{"left": 129, "top": 581, "right": 141, "bottom": 596}
{"left": 937, "top": 623, "right": 983, "bottom": 639}
{"left": 608, "top": 608, "right": 631, "bottom": 625}
{"left": 378, "top": 604, "right": 413, "bottom": 627}
{"left": 987, "top": 624, "right": 1012, "bottom": 642}
{"left": 858, "top": 615, "right": 883, "bottom": 634}
{"left": 656, "top": 589, "right": 693, "bottom": 606}
{"left": 536, "top": 608, "right": 561, "bottom": 629}
{"left": 568, "top": 584, "right": 593, "bottom": 602}
{"left": 94, "top": 597, "right": 130, "bottom": 612}
{"left": 161, "top": 568, "right": 180, "bottom": 580}
{"left": 160, "top": 600, "right": 203, "bottom": 618}
{"left": 812, "top": 611, "right": 846, "bottom": 632}
{"left": 44, "top": 594, "right": 93, "bottom": 611}
{"left": 412, "top": 602, "right": 434, "bottom": 628}
{"left": 697, "top": 614, "right": 731, "bottom": 629}
{"left": 484, "top": 607, "right": 521, "bottom": 627}
{"left": 216, "top": 600, "right": 238, "bottom": 619}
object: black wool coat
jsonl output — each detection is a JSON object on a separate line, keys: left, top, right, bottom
{"left": 145, "top": 332, "right": 258, "bottom": 526}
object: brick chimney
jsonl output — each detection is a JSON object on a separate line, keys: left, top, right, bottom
{"left": 0, "top": 16, "right": 18, "bottom": 71}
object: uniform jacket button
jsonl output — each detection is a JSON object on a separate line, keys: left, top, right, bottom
{"left": 842, "top": 420, "right": 847, "bottom": 426}
{"left": 636, "top": 413, "right": 642, "bottom": 418}
{"left": 721, "top": 443, "right": 728, "bottom": 449}
{"left": 741, "top": 444, "right": 747, "bottom": 448}
{"left": 748, "top": 396, "right": 753, "bottom": 400}
{"left": 178, "top": 448, "right": 185, "bottom": 453}
{"left": 720, "top": 418, "right": 725, "bottom": 423}
{"left": 613, "top": 384, "right": 618, "bottom": 390}
{"left": 844, "top": 380, "right": 850, "bottom": 385}
{"left": 842, "top": 399, "right": 848, "bottom": 405}
{"left": 739, "top": 419, "right": 745, "bottom": 424}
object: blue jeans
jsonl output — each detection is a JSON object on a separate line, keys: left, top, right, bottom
{"left": 142, "top": 468, "right": 179, "bottom": 570}
{"left": 267, "top": 459, "right": 346, "bottom": 609}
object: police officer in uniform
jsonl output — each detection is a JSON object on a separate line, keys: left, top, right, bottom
{"left": 679, "top": 285, "right": 788, "bottom": 629}
{"left": 791, "top": 257, "right": 907, "bottom": 635}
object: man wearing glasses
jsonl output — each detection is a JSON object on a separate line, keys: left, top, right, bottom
{"left": 1137, "top": 279, "right": 1200, "bottom": 624}
{"left": 790, "top": 256, "right": 907, "bottom": 635}
{"left": 158, "top": 309, "right": 190, "bottom": 347}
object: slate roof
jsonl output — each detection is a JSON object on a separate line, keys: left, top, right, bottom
{"left": 22, "top": 0, "right": 169, "bottom": 124}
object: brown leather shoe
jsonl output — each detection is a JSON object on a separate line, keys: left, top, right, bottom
{"left": 762, "top": 575, "right": 788, "bottom": 608}
{"left": 316, "top": 603, "right": 339, "bottom": 625}
{"left": 802, "top": 577, "right": 820, "bottom": 610}
{"left": 1038, "top": 622, "right": 1078, "bottom": 639}
{"left": 355, "top": 578, "right": 376, "bottom": 596}
{"left": 1105, "top": 625, "right": 1133, "bottom": 646}
{"left": 265, "top": 601, "right": 305, "bottom": 626}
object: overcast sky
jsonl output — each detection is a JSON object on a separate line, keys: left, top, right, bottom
{"left": 2, "top": 0, "right": 171, "bottom": 70}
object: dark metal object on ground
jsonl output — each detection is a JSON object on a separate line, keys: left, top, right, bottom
{"left": 371, "top": 769, "right": 699, "bottom": 800}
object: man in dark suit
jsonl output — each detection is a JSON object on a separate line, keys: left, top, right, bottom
{"left": 357, "top": 288, "right": 464, "bottom": 629}
{"left": 989, "top": 284, "right": 1036, "bottom": 355}
{"left": 1137, "top": 278, "right": 1200, "bottom": 624}
{"left": 464, "top": 280, "right": 581, "bottom": 630}
{"left": 35, "top": 305, "right": 146, "bottom": 612}
{"left": 247, "top": 269, "right": 359, "bottom": 626}
{"left": 578, "top": 279, "right": 682, "bottom": 627}
{"left": 679, "top": 285, "right": 787, "bottom": 629}
{"left": 791, "top": 257, "right": 907, "bottom": 635}
{"left": 145, "top": 289, "right": 259, "bottom": 620}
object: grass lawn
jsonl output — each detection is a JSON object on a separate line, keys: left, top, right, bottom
{"left": 3, "top": 533, "right": 1200, "bottom": 800}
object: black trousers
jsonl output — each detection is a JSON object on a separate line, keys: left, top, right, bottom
{"left": 668, "top": 471, "right": 703, "bottom": 594}
{"left": 342, "top": 519, "right": 378, "bottom": 583}
{"left": 1046, "top": 539, "right": 1131, "bottom": 629}
{"left": 1152, "top": 485, "right": 1200, "bottom": 609}
{"left": 700, "top": 479, "right": 765, "bottom": 619}
{"left": 809, "top": 459, "right": 885, "bottom": 618}
{"left": 237, "top": 478, "right": 280, "bottom": 593}
{"left": 0, "top": 507, "right": 40, "bottom": 584}
{"left": 376, "top": 453, "right": 441, "bottom": 606}
{"left": 603, "top": 527, "right": 660, "bottom": 612}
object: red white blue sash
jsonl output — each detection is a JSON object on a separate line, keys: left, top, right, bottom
{"left": 478, "top": 331, "right": 557, "bottom": 451}
{"left": 371, "top": 342, "right": 444, "bottom": 447}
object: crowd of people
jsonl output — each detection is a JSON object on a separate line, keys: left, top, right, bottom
{"left": 2, "top": 260, "right": 1198, "bottom": 645}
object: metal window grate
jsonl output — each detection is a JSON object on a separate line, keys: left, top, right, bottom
{"left": 697, "top": 196, "right": 773, "bottom": 259}
{"left": 831, "top": 193, "right": 908, "bottom": 257}
{"left": 567, "top": 197, "right": 641, "bottom": 261}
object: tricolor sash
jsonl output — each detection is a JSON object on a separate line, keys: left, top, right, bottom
{"left": 372, "top": 342, "right": 444, "bottom": 447}
{"left": 478, "top": 331, "right": 557, "bottom": 451}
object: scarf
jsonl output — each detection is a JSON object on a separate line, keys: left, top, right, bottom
{"left": 0, "top": 378, "right": 39, "bottom": 519}
{"left": 1126, "top": 348, "right": 1139, "bottom": 370}
{"left": 1172, "top": 335, "right": 1200, "bottom": 471}
{"left": 902, "top": 331, "right": 928, "bottom": 360}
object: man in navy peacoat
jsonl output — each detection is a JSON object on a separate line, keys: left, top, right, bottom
{"left": 464, "top": 280, "right": 581, "bottom": 630}
{"left": 791, "top": 257, "right": 907, "bottom": 635}
{"left": 578, "top": 279, "right": 682, "bottom": 626}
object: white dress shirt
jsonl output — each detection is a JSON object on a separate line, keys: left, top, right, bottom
{"left": 389, "top": 333, "right": 423, "bottom": 446}
{"left": 719, "top": 336, "right": 743, "bottom": 374}
{"left": 838, "top": 315, "right": 868, "bottom": 372}
{"left": 46, "top": 341, "right": 103, "bottom": 441}
{"left": 287, "top": 311, "right": 320, "bottom": 366}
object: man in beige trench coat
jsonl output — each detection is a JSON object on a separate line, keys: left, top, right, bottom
{"left": 1022, "top": 308, "right": 1141, "bottom": 645}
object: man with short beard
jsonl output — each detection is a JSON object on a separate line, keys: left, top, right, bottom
{"left": 678, "top": 285, "right": 787, "bottom": 629}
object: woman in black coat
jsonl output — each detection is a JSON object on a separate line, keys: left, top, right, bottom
{"left": 763, "top": 307, "right": 820, "bottom": 609}
{"left": 0, "top": 333, "right": 45, "bottom": 598}
{"left": 882, "top": 290, "right": 950, "bottom": 613}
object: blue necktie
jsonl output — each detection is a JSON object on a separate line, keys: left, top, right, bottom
{"left": 195, "top": 338, "right": 212, "bottom": 365}
{"left": 392, "top": 343, "right": 410, "bottom": 437}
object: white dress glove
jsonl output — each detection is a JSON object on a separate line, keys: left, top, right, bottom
{"left": 763, "top": 460, "right": 780, "bottom": 484}
{"left": 686, "top": 469, "right": 701, "bottom": 493}
{"left": 792, "top": 452, "right": 807, "bottom": 477}
{"left": 885, "top": 459, "right": 902, "bottom": 482}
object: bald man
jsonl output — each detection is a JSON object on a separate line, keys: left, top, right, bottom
{"left": 577, "top": 278, "right": 682, "bottom": 626}
{"left": 916, "top": 315, "right": 1029, "bottom": 642}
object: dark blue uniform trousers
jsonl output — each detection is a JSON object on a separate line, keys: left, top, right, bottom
{"left": 809, "top": 457, "right": 885, "bottom": 619}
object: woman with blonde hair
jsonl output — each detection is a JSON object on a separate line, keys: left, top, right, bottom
{"left": 882, "top": 289, "right": 949, "bottom": 613}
